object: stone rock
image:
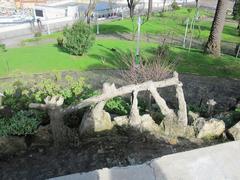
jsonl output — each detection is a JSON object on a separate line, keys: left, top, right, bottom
{"left": 193, "top": 117, "right": 206, "bottom": 132}
{"left": 113, "top": 116, "right": 129, "bottom": 126}
{"left": 161, "top": 117, "right": 195, "bottom": 138}
{"left": 31, "top": 125, "right": 53, "bottom": 147}
{"left": 140, "top": 114, "right": 161, "bottom": 135}
{"left": 227, "top": 121, "right": 240, "bottom": 140}
{"left": 0, "top": 136, "right": 27, "bottom": 155}
{"left": 197, "top": 118, "right": 225, "bottom": 139}
{"left": 94, "top": 111, "right": 113, "bottom": 132}
{"left": 188, "top": 111, "right": 199, "bottom": 125}
{"left": 80, "top": 108, "right": 113, "bottom": 135}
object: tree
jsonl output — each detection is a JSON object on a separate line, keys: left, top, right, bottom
{"left": 195, "top": 0, "right": 199, "bottom": 8}
{"left": 204, "top": 0, "right": 228, "bottom": 56}
{"left": 126, "top": 0, "right": 140, "bottom": 39}
{"left": 162, "top": 0, "right": 167, "bottom": 12}
{"left": 233, "top": 0, "right": 240, "bottom": 36}
{"left": 127, "top": 0, "right": 139, "bottom": 19}
{"left": 86, "top": 0, "right": 97, "bottom": 24}
{"left": 147, "top": 0, "right": 153, "bottom": 20}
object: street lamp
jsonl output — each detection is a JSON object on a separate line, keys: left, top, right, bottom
{"left": 96, "top": 12, "right": 99, "bottom": 35}
{"left": 135, "top": 16, "right": 141, "bottom": 65}
{"left": 0, "top": 93, "right": 4, "bottom": 109}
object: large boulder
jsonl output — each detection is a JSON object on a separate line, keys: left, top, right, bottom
{"left": 80, "top": 109, "right": 113, "bottom": 135}
{"left": 94, "top": 111, "right": 113, "bottom": 132}
{"left": 227, "top": 121, "right": 240, "bottom": 141}
{"left": 31, "top": 125, "right": 53, "bottom": 147}
{"left": 0, "top": 136, "right": 27, "bottom": 155}
{"left": 197, "top": 118, "right": 225, "bottom": 139}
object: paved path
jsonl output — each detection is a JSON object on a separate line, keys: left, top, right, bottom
{"left": 50, "top": 141, "right": 240, "bottom": 180}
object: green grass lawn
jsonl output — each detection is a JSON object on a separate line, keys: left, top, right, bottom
{"left": 98, "top": 8, "right": 240, "bottom": 44}
{"left": 1, "top": 39, "right": 240, "bottom": 78}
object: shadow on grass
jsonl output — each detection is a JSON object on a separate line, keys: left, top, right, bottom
{"left": 87, "top": 46, "right": 128, "bottom": 69}
{"left": 94, "top": 24, "right": 131, "bottom": 34}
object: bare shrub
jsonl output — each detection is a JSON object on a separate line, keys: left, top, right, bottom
{"left": 116, "top": 46, "right": 176, "bottom": 84}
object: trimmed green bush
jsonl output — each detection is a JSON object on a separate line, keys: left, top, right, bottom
{"left": 0, "top": 43, "right": 6, "bottom": 52}
{"left": 0, "top": 111, "right": 40, "bottom": 136}
{"left": 57, "top": 36, "right": 64, "bottom": 47}
{"left": 62, "top": 21, "right": 95, "bottom": 56}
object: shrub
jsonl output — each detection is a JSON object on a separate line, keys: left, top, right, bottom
{"left": 156, "top": 44, "right": 171, "bottom": 59}
{"left": 62, "top": 21, "right": 95, "bottom": 56}
{"left": 0, "top": 110, "right": 40, "bottom": 136}
{"left": 171, "top": 1, "right": 180, "bottom": 11}
{"left": 57, "top": 36, "right": 64, "bottom": 47}
{"left": 0, "top": 43, "right": 7, "bottom": 52}
{"left": 34, "top": 32, "right": 42, "bottom": 37}
{"left": 105, "top": 97, "right": 130, "bottom": 115}
{"left": 116, "top": 49, "right": 175, "bottom": 84}
{"left": 3, "top": 77, "right": 96, "bottom": 112}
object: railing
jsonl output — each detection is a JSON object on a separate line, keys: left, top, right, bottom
{"left": 30, "top": 71, "right": 188, "bottom": 145}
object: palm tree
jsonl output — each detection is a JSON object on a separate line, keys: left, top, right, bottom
{"left": 233, "top": 0, "right": 240, "bottom": 36}
{"left": 204, "top": 0, "right": 228, "bottom": 56}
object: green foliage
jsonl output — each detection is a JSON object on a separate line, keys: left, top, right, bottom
{"left": 0, "top": 43, "right": 7, "bottom": 53}
{"left": 57, "top": 36, "right": 64, "bottom": 47}
{"left": 187, "top": 8, "right": 193, "bottom": 14}
{"left": 188, "top": 104, "right": 208, "bottom": 117}
{"left": 34, "top": 32, "right": 42, "bottom": 37}
{"left": 233, "top": 0, "right": 240, "bottom": 20}
{"left": 171, "top": 1, "right": 180, "bottom": 11}
{"left": 105, "top": 97, "right": 130, "bottom": 115}
{"left": 62, "top": 21, "right": 95, "bottom": 56}
{"left": 3, "top": 77, "right": 96, "bottom": 112}
{"left": 0, "top": 110, "right": 41, "bottom": 136}
{"left": 156, "top": 44, "right": 171, "bottom": 59}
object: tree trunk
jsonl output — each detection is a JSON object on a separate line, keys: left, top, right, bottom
{"left": 162, "top": 0, "right": 167, "bottom": 12}
{"left": 130, "top": 7, "right": 134, "bottom": 19}
{"left": 195, "top": 0, "right": 199, "bottom": 8}
{"left": 147, "top": 0, "right": 153, "bottom": 20}
{"left": 48, "top": 108, "right": 77, "bottom": 146}
{"left": 204, "top": 0, "right": 228, "bottom": 56}
{"left": 233, "top": 0, "right": 239, "bottom": 18}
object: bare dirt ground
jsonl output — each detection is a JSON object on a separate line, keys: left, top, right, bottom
{"left": 0, "top": 127, "right": 224, "bottom": 180}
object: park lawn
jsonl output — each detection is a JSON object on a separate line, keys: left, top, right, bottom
{"left": 21, "top": 31, "right": 63, "bottom": 44}
{"left": 0, "top": 39, "right": 240, "bottom": 78}
{"left": 0, "top": 39, "right": 156, "bottom": 77}
{"left": 98, "top": 7, "right": 240, "bottom": 44}
{"left": 172, "top": 47, "right": 240, "bottom": 78}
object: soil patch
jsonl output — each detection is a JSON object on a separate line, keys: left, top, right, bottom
{"left": 0, "top": 127, "right": 225, "bottom": 180}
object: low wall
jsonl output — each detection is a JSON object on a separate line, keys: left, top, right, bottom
{"left": 0, "top": 17, "right": 75, "bottom": 41}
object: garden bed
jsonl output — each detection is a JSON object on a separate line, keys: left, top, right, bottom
{"left": 0, "top": 126, "right": 224, "bottom": 180}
